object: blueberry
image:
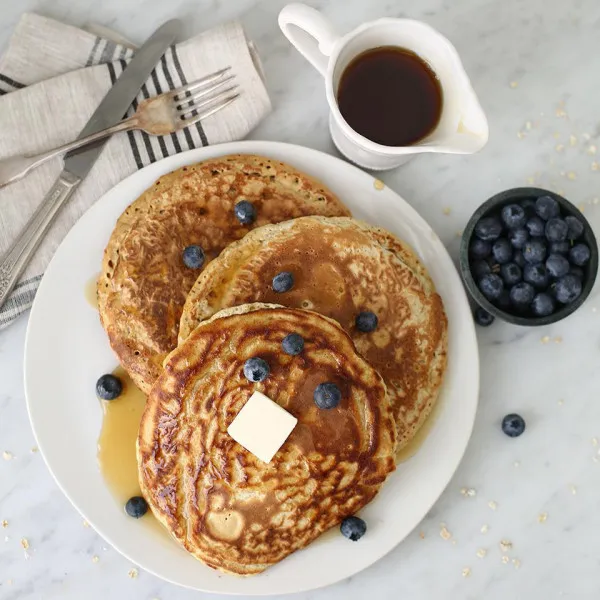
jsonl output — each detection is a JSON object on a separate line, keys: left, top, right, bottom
{"left": 495, "top": 289, "right": 511, "bottom": 310}
{"left": 282, "top": 333, "right": 304, "bottom": 355}
{"left": 523, "top": 238, "right": 547, "bottom": 264}
{"left": 523, "top": 263, "right": 550, "bottom": 289}
{"left": 470, "top": 238, "right": 492, "bottom": 260}
{"left": 340, "top": 516, "right": 367, "bottom": 541}
{"left": 355, "top": 311, "right": 378, "bottom": 332}
{"left": 525, "top": 216, "right": 545, "bottom": 237}
{"left": 513, "top": 251, "right": 526, "bottom": 268}
{"left": 182, "top": 245, "right": 205, "bottom": 269}
{"left": 569, "top": 243, "right": 591, "bottom": 266}
{"left": 314, "top": 382, "right": 342, "bottom": 409}
{"left": 531, "top": 293, "right": 555, "bottom": 317}
{"left": 474, "top": 216, "right": 503, "bottom": 241}
{"left": 474, "top": 307, "right": 494, "bottom": 326}
{"left": 510, "top": 282, "right": 535, "bottom": 307}
{"left": 546, "top": 254, "right": 570, "bottom": 278}
{"left": 535, "top": 195, "right": 560, "bottom": 220}
{"left": 565, "top": 215, "right": 584, "bottom": 240}
{"left": 569, "top": 266, "right": 584, "bottom": 279}
{"left": 96, "top": 374, "right": 122, "bottom": 400}
{"left": 472, "top": 259, "right": 491, "bottom": 279}
{"left": 478, "top": 273, "right": 504, "bottom": 300}
{"left": 125, "top": 496, "right": 148, "bottom": 518}
{"left": 492, "top": 238, "right": 513, "bottom": 264}
{"left": 501, "top": 204, "right": 526, "bottom": 229}
{"left": 501, "top": 414, "right": 526, "bottom": 438}
{"left": 272, "top": 271, "right": 294, "bottom": 293}
{"left": 508, "top": 227, "right": 529, "bottom": 249}
{"left": 500, "top": 262, "right": 522, "bottom": 286}
{"left": 555, "top": 274, "right": 582, "bottom": 304}
{"left": 234, "top": 200, "right": 257, "bottom": 225}
{"left": 545, "top": 218, "right": 568, "bottom": 243}
{"left": 521, "top": 198, "right": 537, "bottom": 216}
{"left": 243, "top": 357, "right": 270, "bottom": 382}
{"left": 550, "top": 241, "right": 570, "bottom": 256}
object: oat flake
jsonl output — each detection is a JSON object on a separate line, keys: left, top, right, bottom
{"left": 500, "top": 539, "right": 513, "bottom": 552}
{"left": 476, "top": 548, "right": 487, "bottom": 558}
{"left": 538, "top": 512, "right": 548, "bottom": 523}
{"left": 481, "top": 524, "right": 489, "bottom": 534}
{"left": 462, "top": 567, "right": 471, "bottom": 578}
{"left": 20, "top": 538, "right": 29, "bottom": 550}
{"left": 501, "top": 555, "right": 510, "bottom": 564}
{"left": 488, "top": 500, "right": 498, "bottom": 510}
{"left": 128, "top": 568, "right": 138, "bottom": 579}
{"left": 373, "top": 179, "right": 384, "bottom": 190}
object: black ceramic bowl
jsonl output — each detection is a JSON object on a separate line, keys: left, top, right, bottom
{"left": 460, "top": 187, "right": 598, "bottom": 326}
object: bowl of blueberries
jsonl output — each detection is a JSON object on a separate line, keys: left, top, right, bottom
{"left": 460, "top": 187, "right": 598, "bottom": 326}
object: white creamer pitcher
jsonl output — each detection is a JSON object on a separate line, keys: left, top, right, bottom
{"left": 279, "top": 3, "right": 489, "bottom": 170}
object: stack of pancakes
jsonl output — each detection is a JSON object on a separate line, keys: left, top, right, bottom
{"left": 97, "top": 154, "right": 448, "bottom": 575}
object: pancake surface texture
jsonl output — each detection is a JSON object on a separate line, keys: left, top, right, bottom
{"left": 138, "top": 304, "right": 396, "bottom": 575}
{"left": 97, "top": 155, "right": 350, "bottom": 393}
{"left": 179, "top": 216, "right": 448, "bottom": 455}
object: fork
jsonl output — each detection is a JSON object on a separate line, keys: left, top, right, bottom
{"left": 0, "top": 67, "right": 239, "bottom": 189}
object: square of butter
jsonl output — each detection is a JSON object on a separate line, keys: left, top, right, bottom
{"left": 227, "top": 391, "right": 297, "bottom": 463}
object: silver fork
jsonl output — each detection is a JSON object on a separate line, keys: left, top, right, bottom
{"left": 0, "top": 67, "right": 239, "bottom": 189}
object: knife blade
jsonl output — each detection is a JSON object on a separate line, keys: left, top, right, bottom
{"left": 0, "top": 19, "right": 181, "bottom": 311}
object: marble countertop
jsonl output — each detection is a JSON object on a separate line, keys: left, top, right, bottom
{"left": 2, "top": 0, "right": 600, "bottom": 598}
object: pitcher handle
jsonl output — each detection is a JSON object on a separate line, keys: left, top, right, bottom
{"left": 278, "top": 3, "right": 339, "bottom": 76}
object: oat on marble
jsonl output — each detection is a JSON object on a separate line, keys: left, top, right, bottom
{"left": 92, "top": 555, "right": 99, "bottom": 563}
{"left": 462, "top": 567, "right": 471, "bottom": 578}
{"left": 481, "top": 524, "right": 489, "bottom": 534}
{"left": 499, "top": 539, "right": 513, "bottom": 552}
{"left": 460, "top": 487, "right": 477, "bottom": 497}
{"left": 440, "top": 525, "right": 452, "bottom": 540}
{"left": 3, "top": 451, "right": 13, "bottom": 461}
{"left": 128, "top": 568, "right": 138, "bottom": 579}
{"left": 373, "top": 179, "right": 384, "bottom": 190}
{"left": 476, "top": 548, "right": 487, "bottom": 558}
{"left": 512, "top": 558, "right": 521, "bottom": 569}
{"left": 501, "top": 555, "right": 510, "bottom": 564}
{"left": 538, "top": 512, "right": 548, "bottom": 523}
{"left": 20, "top": 538, "right": 29, "bottom": 550}
{"left": 488, "top": 500, "right": 498, "bottom": 511}
{"left": 509, "top": 81, "right": 518, "bottom": 88}
{"left": 1, "top": 520, "right": 7, "bottom": 528}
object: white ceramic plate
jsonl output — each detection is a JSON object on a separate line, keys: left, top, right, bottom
{"left": 24, "top": 141, "right": 478, "bottom": 595}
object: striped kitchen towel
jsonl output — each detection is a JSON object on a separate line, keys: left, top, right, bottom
{"left": 0, "top": 13, "right": 271, "bottom": 329}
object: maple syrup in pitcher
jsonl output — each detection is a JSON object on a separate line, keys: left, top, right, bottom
{"left": 337, "top": 46, "right": 443, "bottom": 147}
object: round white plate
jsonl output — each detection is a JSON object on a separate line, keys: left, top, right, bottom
{"left": 24, "top": 141, "right": 478, "bottom": 595}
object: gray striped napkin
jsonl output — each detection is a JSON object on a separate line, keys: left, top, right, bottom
{"left": 0, "top": 13, "right": 271, "bottom": 330}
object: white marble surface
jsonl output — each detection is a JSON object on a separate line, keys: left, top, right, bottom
{"left": 2, "top": 0, "right": 600, "bottom": 598}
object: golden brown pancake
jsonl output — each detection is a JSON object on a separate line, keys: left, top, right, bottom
{"left": 138, "top": 303, "right": 396, "bottom": 575}
{"left": 97, "top": 155, "right": 350, "bottom": 393}
{"left": 179, "top": 216, "right": 448, "bottom": 455}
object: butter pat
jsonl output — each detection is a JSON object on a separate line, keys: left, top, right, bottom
{"left": 227, "top": 391, "right": 297, "bottom": 463}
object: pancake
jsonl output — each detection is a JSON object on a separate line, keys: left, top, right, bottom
{"left": 179, "top": 216, "right": 448, "bottom": 455}
{"left": 97, "top": 154, "right": 350, "bottom": 393}
{"left": 138, "top": 303, "right": 396, "bottom": 575}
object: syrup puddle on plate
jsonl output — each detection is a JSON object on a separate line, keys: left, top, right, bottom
{"left": 84, "top": 273, "right": 100, "bottom": 309}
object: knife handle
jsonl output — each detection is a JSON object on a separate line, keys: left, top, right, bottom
{"left": 0, "top": 171, "right": 80, "bottom": 310}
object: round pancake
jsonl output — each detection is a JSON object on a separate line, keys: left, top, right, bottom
{"left": 97, "top": 155, "right": 350, "bottom": 393}
{"left": 138, "top": 303, "right": 396, "bottom": 575}
{"left": 179, "top": 216, "right": 448, "bottom": 456}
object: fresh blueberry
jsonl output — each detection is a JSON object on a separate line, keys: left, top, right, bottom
{"left": 508, "top": 227, "right": 529, "bottom": 249}
{"left": 523, "top": 238, "right": 547, "bottom": 264}
{"left": 474, "top": 216, "right": 503, "bottom": 241}
{"left": 535, "top": 195, "right": 560, "bottom": 220}
{"left": 478, "top": 273, "right": 504, "bottom": 300}
{"left": 546, "top": 254, "right": 570, "bottom": 278}
{"left": 125, "top": 496, "right": 148, "bottom": 518}
{"left": 513, "top": 251, "right": 526, "bottom": 268}
{"left": 472, "top": 259, "right": 491, "bottom": 279}
{"left": 521, "top": 198, "right": 537, "bottom": 216}
{"left": 500, "top": 263, "right": 522, "bottom": 286}
{"left": 565, "top": 215, "right": 584, "bottom": 240}
{"left": 554, "top": 274, "right": 582, "bottom": 304}
{"left": 96, "top": 374, "right": 122, "bottom": 400}
{"left": 550, "top": 241, "right": 570, "bottom": 256}
{"left": 470, "top": 238, "right": 492, "bottom": 260}
{"left": 355, "top": 311, "right": 378, "bottom": 332}
{"left": 492, "top": 238, "right": 513, "bottom": 264}
{"left": 495, "top": 289, "right": 511, "bottom": 310}
{"left": 234, "top": 200, "right": 257, "bottom": 225}
{"left": 474, "top": 307, "right": 495, "bottom": 326}
{"left": 569, "top": 243, "right": 591, "bottom": 266}
{"left": 525, "top": 216, "right": 545, "bottom": 237}
{"left": 272, "top": 271, "right": 294, "bottom": 293}
{"left": 545, "top": 218, "right": 568, "bottom": 243}
{"left": 314, "top": 382, "right": 342, "bottom": 409}
{"left": 243, "top": 357, "right": 270, "bottom": 382}
{"left": 282, "top": 333, "right": 304, "bottom": 355}
{"left": 501, "top": 413, "right": 526, "bottom": 438}
{"left": 340, "top": 516, "right": 367, "bottom": 541}
{"left": 531, "top": 293, "right": 555, "bottom": 317}
{"left": 523, "top": 263, "right": 550, "bottom": 289}
{"left": 510, "top": 282, "right": 535, "bottom": 308}
{"left": 501, "top": 204, "right": 526, "bottom": 229}
{"left": 182, "top": 245, "right": 205, "bottom": 269}
{"left": 569, "top": 266, "right": 584, "bottom": 279}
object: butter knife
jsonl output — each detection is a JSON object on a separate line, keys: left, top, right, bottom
{"left": 0, "top": 19, "right": 181, "bottom": 310}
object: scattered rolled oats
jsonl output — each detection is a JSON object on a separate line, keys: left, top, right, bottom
{"left": 538, "top": 512, "right": 548, "bottom": 523}
{"left": 517, "top": 131, "right": 526, "bottom": 140}
{"left": 555, "top": 144, "right": 564, "bottom": 152}
{"left": 460, "top": 487, "right": 476, "bottom": 497}
{"left": 578, "top": 203, "right": 586, "bottom": 212}
{"left": 509, "top": 81, "right": 518, "bottom": 88}
{"left": 92, "top": 555, "right": 99, "bottom": 563}
{"left": 481, "top": 524, "right": 489, "bottom": 534}
{"left": 569, "top": 485, "right": 577, "bottom": 495}
{"left": 592, "top": 161, "right": 599, "bottom": 171}
{"left": 500, "top": 539, "right": 513, "bottom": 552}
{"left": 1, "top": 520, "right": 7, "bottom": 528}
{"left": 525, "top": 121, "right": 532, "bottom": 130}
{"left": 558, "top": 399, "right": 564, "bottom": 406}
{"left": 30, "top": 447, "right": 38, "bottom": 453}
{"left": 501, "top": 555, "right": 510, "bottom": 564}
{"left": 588, "top": 145, "right": 597, "bottom": 155}
{"left": 419, "top": 531, "right": 425, "bottom": 539}
{"left": 373, "top": 179, "right": 384, "bottom": 190}
{"left": 569, "top": 134, "right": 577, "bottom": 146}
{"left": 440, "top": 525, "right": 452, "bottom": 540}
{"left": 554, "top": 336, "right": 563, "bottom": 343}
{"left": 82, "top": 520, "right": 90, "bottom": 528}
{"left": 462, "top": 567, "right": 471, "bottom": 578}
{"left": 488, "top": 500, "right": 498, "bottom": 511}
{"left": 555, "top": 107, "right": 567, "bottom": 118}
{"left": 526, "top": 176, "right": 535, "bottom": 184}
{"left": 553, "top": 132, "right": 561, "bottom": 139}
{"left": 566, "top": 171, "right": 576, "bottom": 181}
{"left": 20, "top": 538, "right": 29, "bottom": 550}
{"left": 592, "top": 438, "right": 598, "bottom": 447}
{"left": 3, "top": 451, "right": 13, "bottom": 461}
{"left": 442, "top": 207, "right": 451, "bottom": 215}
{"left": 476, "top": 548, "right": 487, "bottom": 558}
{"left": 541, "top": 336, "right": 550, "bottom": 344}
{"left": 128, "top": 568, "right": 138, "bottom": 579}
{"left": 512, "top": 558, "right": 521, "bottom": 569}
